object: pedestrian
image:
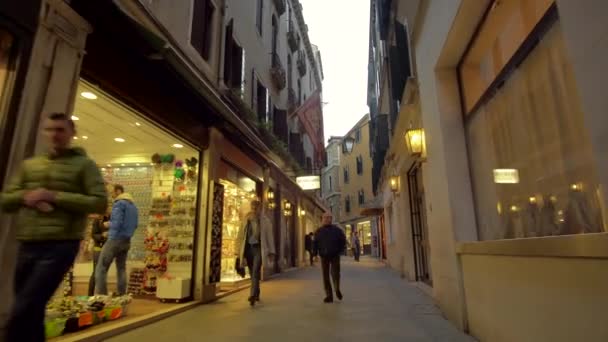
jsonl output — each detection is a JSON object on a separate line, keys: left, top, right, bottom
{"left": 1, "top": 112, "right": 107, "bottom": 342}
{"left": 314, "top": 213, "right": 347, "bottom": 303}
{"left": 88, "top": 208, "right": 110, "bottom": 296}
{"left": 95, "top": 184, "right": 139, "bottom": 296}
{"left": 351, "top": 231, "right": 361, "bottom": 262}
{"left": 236, "top": 200, "right": 276, "bottom": 306}
{"left": 305, "top": 232, "right": 315, "bottom": 266}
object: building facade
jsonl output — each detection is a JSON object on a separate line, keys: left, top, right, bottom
{"left": 370, "top": 0, "right": 608, "bottom": 341}
{"left": 321, "top": 136, "right": 343, "bottom": 222}
{"left": 0, "top": 0, "right": 326, "bottom": 339}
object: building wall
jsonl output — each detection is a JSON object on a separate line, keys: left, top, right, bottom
{"left": 339, "top": 116, "right": 373, "bottom": 225}
{"left": 403, "top": 0, "right": 608, "bottom": 340}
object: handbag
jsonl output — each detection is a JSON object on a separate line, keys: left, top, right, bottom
{"left": 235, "top": 257, "right": 246, "bottom": 278}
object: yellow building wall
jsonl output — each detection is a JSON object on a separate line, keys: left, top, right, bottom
{"left": 339, "top": 118, "right": 374, "bottom": 224}
{"left": 461, "top": 253, "right": 608, "bottom": 342}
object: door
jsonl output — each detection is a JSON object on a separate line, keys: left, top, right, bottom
{"left": 407, "top": 163, "right": 432, "bottom": 286}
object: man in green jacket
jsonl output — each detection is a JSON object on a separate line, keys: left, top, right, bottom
{"left": 1, "top": 112, "right": 107, "bottom": 342}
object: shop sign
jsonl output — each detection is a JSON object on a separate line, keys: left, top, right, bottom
{"left": 296, "top": 176, "right": 321, "bottom": 190}
{"left": 493, "top": 169, "right": 519, "bottom": 184}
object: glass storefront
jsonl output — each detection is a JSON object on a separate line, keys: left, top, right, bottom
{"left": 465, "top": 20, "right": 605, "bottom": 240}
{"left": 0, "top": 28, "right": 15, "bottom": 119}
{"left": 217, "top": 161, "right": 259, "bottom": 288}
{"left": 67, "top": 79, "right": 200, "bottom": 299}
{"left": 357, "top": 221, "right": 372, "bottom": 255}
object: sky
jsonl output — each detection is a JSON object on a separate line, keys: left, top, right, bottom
{"left": 299, "top": 0, "right": 371, "bottom": 143}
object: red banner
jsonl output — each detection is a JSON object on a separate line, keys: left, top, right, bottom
{"left": 293, "top": 90, "right": 325, "bottom": 166}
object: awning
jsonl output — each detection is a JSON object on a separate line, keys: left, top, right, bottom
{"left": 359, "top": 196, "right": 385, "bottom": 216}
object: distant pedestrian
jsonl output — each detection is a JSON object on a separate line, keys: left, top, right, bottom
{"left": 315, "top": 213, "right": 347, "bottom": 303}
{"left": 1, "top": 112, "right": 107, "bottom": 342}
{"left": 236, "top": 200, "right": 276, "bottom": 306}
{"left": 351, "top": 231, "right": 361, "bottom": 262}
{"left": 305, "top": 232, "right": 316, "bottom": 266}
{"left": 95, "top": 184, "right": 139, "bottom": 296}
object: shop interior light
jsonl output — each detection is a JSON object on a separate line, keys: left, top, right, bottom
{"left": 172, "top": 143, "right": 184, "bottom": 149}
{"left": 114, "top": 138, "right": 125, "bottom": 142}
{"left": 135, "top": 122, "right": 142, "bottom": 126}
{"left": 300, "top": 209, "right": 306, "bottom": 217}
{"left": 71, "top": 116, "right": 79, "bottom": 121}
{"left": 80, "top": 91, "right": 98, "bottom": 100}
{"left": 82, "top": 136, "right": 88, "bottom": 140}
{"left": 73, "top": 136, "right": 79, "bottom": 140}
{"left": 107, "top": 164, "right": 111, "bottom": 167}
{"left": 101, "top": 168, "right": 106, "bottom": 171}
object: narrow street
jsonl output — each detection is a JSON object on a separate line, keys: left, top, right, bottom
{"left": 107, "top": 259, "right": 474, "bottom": 342}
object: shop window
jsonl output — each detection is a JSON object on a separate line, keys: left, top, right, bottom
{"left": 358, "top": 190, "right": 365, "bottom": 205}
{"left": 256, "top": 0, "right": 264, "bottom": 36}
{"left": 459, "top": 0, "right": 554, "bottom": 113}
{"left": 343, "top": 166, "right": 350, "bottom": 184}
{"left": 464, "top": 18, "right": 605, "bottom": 240}
{"left": 66, "top": 80, "right": 200, "bottom": 300}
{"left": 357, "top": 221, "right": 372, "bottom": 254}
{"left": 345, "top": 196, "right": 351, "bottom": 213}
{"left": 223, "top": 20, "right": 245, "bottom": 91}
{"left": 356, "top": 156, "right": 363, "bottom": 175}
{"left": 191, "top": 0, "right": 215, "bottom": 61}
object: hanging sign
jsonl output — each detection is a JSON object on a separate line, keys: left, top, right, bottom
{"left": 296, "top": 176, "right": 321, "bottom": 190}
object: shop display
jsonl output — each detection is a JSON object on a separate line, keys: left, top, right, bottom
{"left": 219, "top": 179, "right": 257, "bottom": 282}
{"left": 128, "top": 268, "right": 146, "bottom": 295}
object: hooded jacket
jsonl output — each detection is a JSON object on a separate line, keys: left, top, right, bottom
{"left": 108, "top": 193, "right": 139, "bottom": 240}
{"left": 1, "top": 147, "right": 108, "bottom": 241}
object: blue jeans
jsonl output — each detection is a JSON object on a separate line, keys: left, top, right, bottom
{"left": 7, "top": 240, "right": 80, "bottom": 342}
{"left": 245, "top": 243, "right": 262, "bottom": 299}
{"left": 95, "top": 239, "right": 130, "bottom": 295}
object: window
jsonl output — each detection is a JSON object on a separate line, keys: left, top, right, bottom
{"left": 358, "top": 190, "right": 365, "bottom": 205}
{"left": 329, "top": 176, "right": 333, "bottom": 191}
{"left": 355, "top": 128, "right": 361, "bottom": 143}
{"left": 345, "top": 196, "right": 351, "bottom": 213}
{"left": 343, "top": 166, "right": 350, "bottom": 184}
{"left": 256, "top": 0, "right": 264, "bottom": 36}
{"left": 297, "top": 79, "right": 302, "bottom": 105}
{"left": 356, "top": 156, "right": 363, "bottom": 175}
{"left": 223, "top": 20, "right": 244, "bottom": 90}
{"left": 463, "top": 10, "right": 604, "bottom": 240}
{"left": 191, "top": 0, "right": 215, "bottom": 61}
{"left": 257, "top": 81, "right": 267, "bottom": 123}
{"left": 271, "top": 16, "right": 278, "bottom": 56}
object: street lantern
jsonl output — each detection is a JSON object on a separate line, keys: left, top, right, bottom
{"left": 405, "top": 128, "right": 425, "bottom": 157}
{"left": 284, "top": 201, "right": 292, "bottom": 217}
{"left": 343, "top": 136, "right": 355, "bottom": 154}
{"left": 267, "top": 188, "right": 275, "bottom": 210}
{"left": 390, "top": 176, "right": 399, "bottom": 193}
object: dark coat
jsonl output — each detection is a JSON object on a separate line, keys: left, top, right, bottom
{"left": 91, "top": 215, "right": 109, "bottom": 249}
{"left": 314, "top": 224, "right": 347, "bottom": 258}
{"left": 305, "top": 234, "right": 314, "bottom": 251}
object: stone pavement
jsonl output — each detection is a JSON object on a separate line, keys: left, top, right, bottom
{"left": 106, "top": 258, "right": 475, "bottom": 342}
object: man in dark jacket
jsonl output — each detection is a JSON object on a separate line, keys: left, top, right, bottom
{"left": 305, "top": 232, "right": 315, "bottom": 266}
{"left": 95, "top": 184, "right": 139, "bottom": 295}
{"left": 88, "top": 210, "right": 110, "bottom": 296}
{"left": 315, "top": 213, "right": 347, "bottom": 303}
{"left": 1, "top": 113, "right": 107, "bottom": 341}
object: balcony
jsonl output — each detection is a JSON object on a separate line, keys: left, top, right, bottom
{"left": 287, "top": 30, "right": 300, "bottom": 52}
{"left": 270, "top": 52, "right": 286, "bottom": 90}
{"left": 297, "top": 52, "right": 307, "bottom": 77}
{"left": 272, "top": 0, "right": 286, "bottom": 16}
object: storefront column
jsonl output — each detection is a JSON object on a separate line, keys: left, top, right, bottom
{"left": 0, "top": 0, "right": 90, "bottom": 330}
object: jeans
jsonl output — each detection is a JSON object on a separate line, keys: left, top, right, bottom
{"left": 307, "top": 250, "right": 315, "bottom": 266}
{"left": 88, "top": 250, "right": 101, "bottom": 296}
{"left": 95, "top": 239, "right": 130, "bottom": 295}
{"left": 321, "top": 255, "right": 341, "bottom": 299}
{"left": 7, "top": 240, "right": 80, "bottom": 342}
{"left": 245, "top": 243, "right": 262, "bottom": 299}
{"left": 353, "top": 246, "right": 361, "bottom": 261}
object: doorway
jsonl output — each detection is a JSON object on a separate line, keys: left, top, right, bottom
{"left": 407, "top": 162, "right": 432, "bottom": 286}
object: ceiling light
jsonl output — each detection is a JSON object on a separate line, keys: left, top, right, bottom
{"left": 71, "top": 116, "right": 79, "bottom": 121}
{"left": 107, "top": 164, "right": 111, "bottom": 167}
{"left": 135, "top": 122, "right": 141, "bottom": 126}
{"left": 81, "top": 91, "right": 98, "bottom": 100}
{"left": 114, "top": 138, "right": 125, "bottom": 143}
{"left": 121, "top": 164, "right": 125, "bottom": 166}
{"left": 82, "top": 136, "right": 88, "bottom": 140}
{"left": 101, "top": 168, "right": 106, "bottom": 171}
{"left": 172, "top": 143, "right": 184, "bottom": 149}
{"left": 73, "top": 137, "right": 78, "bottom": 140}
{"left": 136, "top": 163, "right": 140, "bottom": 166}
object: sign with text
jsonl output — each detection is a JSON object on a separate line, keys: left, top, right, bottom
{"left": 296, "top": 176, "right": 321, "bottom": 190}
{"left": 493, "top": 169, "right": 519, "bottom": 184}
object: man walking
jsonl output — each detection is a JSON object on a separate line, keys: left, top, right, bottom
{"left": 236, "top": 200, "right": 276, "bottom": 306}
{"left": 305, "top": 232, "right": 316, "bottom": 266}
{"left": 315, "top": 213, "right": 347, "bottom": 303}
{"left": 1, "top": 112, "right": 107, "bottom": 341}
{"left": 95, "top": 184, "right": 139, "bottom": 296}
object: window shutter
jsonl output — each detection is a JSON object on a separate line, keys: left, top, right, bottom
{"left": 223, "top": 20, "right": 234, "bottom": 85}
{"left": 231, "top": 44, "right": 243, "bottom": 88}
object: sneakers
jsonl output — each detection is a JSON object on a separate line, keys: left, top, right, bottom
{"left": 336, "top": 291, "right": 343, "bottom": 301}
{"left": 323, "top": 297, "right": 334, "bottom": 303}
